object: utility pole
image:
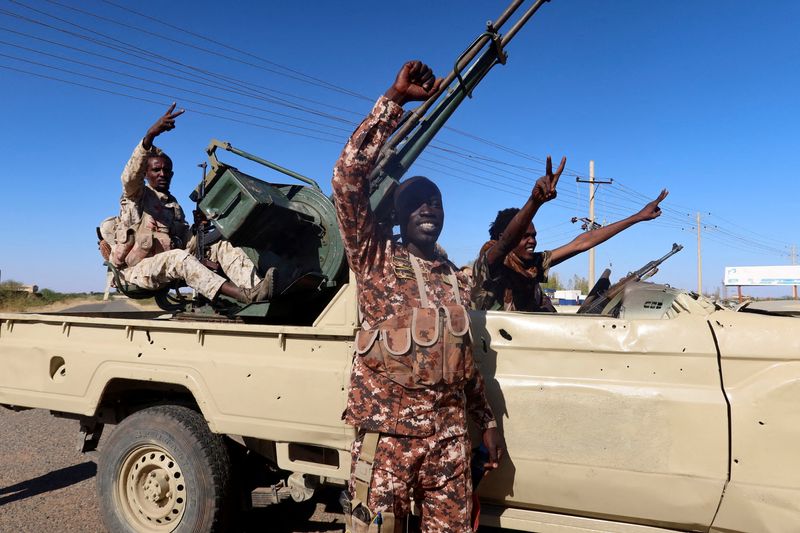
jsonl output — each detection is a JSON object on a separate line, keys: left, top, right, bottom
{"left": 589, "top": 161, "right": 595, "bottom": 286}
{"left": 697, "top": 212, "right": 702, "bottom": 295}
{"left": 576, "top": 161, "right": 612, "bottom": 286}
{"left": 792, "top": 244, "right": 797, "bottom": 300}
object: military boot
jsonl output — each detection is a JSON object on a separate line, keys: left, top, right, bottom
{"left": 240, "top": 267, "right": 277, "bottom": 304}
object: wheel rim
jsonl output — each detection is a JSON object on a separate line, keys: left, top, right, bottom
{"left": 117, "top": 444, "right": 187, "bottom": 532}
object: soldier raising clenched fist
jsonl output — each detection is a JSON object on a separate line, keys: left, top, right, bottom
{"left": 332, "top": 61, "right": 502, "bottom": 532}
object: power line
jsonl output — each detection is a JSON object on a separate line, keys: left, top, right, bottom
{"left": 0, "top": 62, "right": 343, "bottom": 144}
{"left": 0, "top": 50, "right": 349, "bottom": 140}
{"left": 0, "top": 40, "right": 354, "bottom": 136}
{"left": 2, "top": 2, "right": 790, "bottom": 262}
{"left": 94, "top": 0, "right": 372, "bottom": 102}
{"left": 0, "top": 4, "right": 360, "bottom": 123}
{"left": 0, "top": 25, "right": 356, "bottom": 127}
{"left": 0, "top": 2, "right": 693, "bottom": 229}
{"left": 19, "top": 0, "right": 368, "bottom": 100}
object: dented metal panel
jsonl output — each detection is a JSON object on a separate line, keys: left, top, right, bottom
{"left": 472, "top": 310, "right": 728, "bottom": 530}
{"left": 0, "top": 282, "right": 359, "bottom": 453}
{"left": 709, "top": 311, "right": 800, "bottom": 533}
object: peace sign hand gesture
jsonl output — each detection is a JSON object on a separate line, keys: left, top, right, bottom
{"left": 532, "top": 155, "right": 566, "bottom": 205}
{"left": 143, "top": 102, "right": 185, "bottom": 149}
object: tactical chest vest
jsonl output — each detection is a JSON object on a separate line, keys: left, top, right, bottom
{"left": 110, "top": 189, "right": 186, "bottom": 268}
{"left": 354, "top": 253, "right": 475, "bottom": 389}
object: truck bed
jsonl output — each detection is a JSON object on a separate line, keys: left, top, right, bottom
{"left": 0, "top": 281, "right": 359, "bottom": 455}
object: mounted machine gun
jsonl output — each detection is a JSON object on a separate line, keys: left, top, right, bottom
{"left": 189, "top": 0, "right": 554, "bottom": 320}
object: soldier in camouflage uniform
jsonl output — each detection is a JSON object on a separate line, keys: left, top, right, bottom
{"left": 472, "top": 155, "right": 669, "bottom": 312}
{"left": 332, "top": 61, "right": 503, "bottom": 533}
{"left": 110, "top": 104, "right": 274, "bottom": 304}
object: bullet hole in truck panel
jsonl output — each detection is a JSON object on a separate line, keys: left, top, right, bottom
{"left": 499, "top": 329, "right": 512, "bottom": 341}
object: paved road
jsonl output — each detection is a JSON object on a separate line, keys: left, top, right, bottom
{"left": 58, "top": 300, "right": 141, "bottom": 313}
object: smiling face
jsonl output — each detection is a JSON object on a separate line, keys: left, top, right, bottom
{"left": 402, "top": 192, "right": 444, "bottom": 246}
{"left": 395, "top": 177, "right": 444, "bottom": 257}
{"left": 510, "top": 223, "right": 538, "bottom": 263}
{"left": 145, "top": 155, "right": 173, "bottom": 193}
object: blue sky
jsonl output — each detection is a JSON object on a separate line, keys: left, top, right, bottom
{"left": 0, "top": 0, "right": 797, "bottom": 297}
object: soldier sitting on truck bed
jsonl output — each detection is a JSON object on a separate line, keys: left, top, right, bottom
{"left": 108, "top": 104, "right": 274, "bottom": 304}
{"left": 332, "top": 60, "right": 502, "bottom": 533}
{"left": 471, "top": 165, "right": 669, "bottom": 312}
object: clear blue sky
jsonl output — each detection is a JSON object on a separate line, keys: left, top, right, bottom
{"left": 0, "top": 0, "right": 797, "bottom": 297}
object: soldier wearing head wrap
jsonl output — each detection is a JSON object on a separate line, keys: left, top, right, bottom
{"left": 109, "top": 104, "right": 274, "bottom": 303}
{"left": 471, "top": 156, "right": 669, "bottom": 312}
{"left": 332, "top": 61, "right": 502, "bottom": 533}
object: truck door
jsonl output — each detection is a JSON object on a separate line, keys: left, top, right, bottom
{"left": 708, "top": 311, "right": 800, "bottom": 533}
{"left": 471, "top": 311, "right": 728, "bottom": 530}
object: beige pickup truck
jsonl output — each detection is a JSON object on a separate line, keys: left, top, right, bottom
{"left": 2, "top": 275, "right": 799, "bottom": 533}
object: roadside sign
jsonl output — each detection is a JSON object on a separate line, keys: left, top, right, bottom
{"left": 724, "top": 265, "right": 800, "bottom": 286}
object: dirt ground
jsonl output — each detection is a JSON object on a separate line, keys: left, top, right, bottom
{"left": 0, "top": 408, "right": 516, "bottom": 532}
{"left": 0, "top": 408, "right": 344, "bottom": 532}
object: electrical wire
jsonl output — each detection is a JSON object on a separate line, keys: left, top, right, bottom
{"left": 2, "top": 2, "right": 790, "bottom": 262}
{"left": 0, "top": 62, "right": 343, "bottom": 144}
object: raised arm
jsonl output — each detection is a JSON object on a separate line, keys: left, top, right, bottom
{"left": 121, "top": 103, "right": 184, "bottom": 200}
{"left": 484, "top": 156, "right": 566, "bottom": 266}
{"left": 331, "top": 61, "right": 442, "bottom": 274}
{"left": 549, "top": 189, "right": 669, "bottom": 267}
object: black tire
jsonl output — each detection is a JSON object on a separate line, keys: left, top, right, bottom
{"left": 97, "top": 405, "right": 233, "bottom": 533}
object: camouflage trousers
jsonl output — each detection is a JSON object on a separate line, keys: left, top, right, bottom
{"left": 206, "top": 240, "right": 261, "bottom": 289}
{"left": 121, "top": 243, "right": 260, "bottom": 300}
{"left": 349, "top": 430, "right": 473, "bottom": 533}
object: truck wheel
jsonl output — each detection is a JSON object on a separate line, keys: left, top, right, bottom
{"left": 97, "top": 405, "right": 233, "bottom": 533}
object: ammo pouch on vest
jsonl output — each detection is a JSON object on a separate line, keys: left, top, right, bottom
{"left": 355, "top": 304, "right": 473, "bottom": 389}
{"left": 110, "top": 228, "right": 135, "bottom": 268}
{"left": 114, "top": 223, "right": 172, "bottom": 268}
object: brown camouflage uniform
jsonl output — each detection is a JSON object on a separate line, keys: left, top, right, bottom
{"left": 471, "top": 241, "right": 556, "bottom": 312}
{"left": 332, "top": 96, "right": 496, "bottom": 532}
{"left": 112, "top": 141, "right": 260, "bottom": 299}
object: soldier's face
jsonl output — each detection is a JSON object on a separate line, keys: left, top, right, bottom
{"left": 512, "top": 223, "right": 537, "bottom": 262}
{"left": 146, "top": 156, "right": 173, "bottom": 193}
{"left": 400, "top": 192, "right": 444, "bottom": 248}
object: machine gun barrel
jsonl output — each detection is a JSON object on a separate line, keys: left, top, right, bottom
{"left": 627, "top": 243, "right": 684, "bottom": 280}
{"left": 606, "top": 243, "right": 684, "bottom": 301}
{"left": 577, "top": 243, "right": 684, "bottom": 315}
{"left": 367, "top": 0, "right": 552, "bottom": 215}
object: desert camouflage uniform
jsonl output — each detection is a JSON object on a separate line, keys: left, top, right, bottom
{"left": 112, "top": 141, "right": 260, "bottom": 299}
{"left": 471, "top": 244, "right": 556, "bottom": 312}
{"left": 332, "top": 96, "right": 496, "bottom": 532}
{"left": 206, "top": 240, "right": 261, "bottom": 289}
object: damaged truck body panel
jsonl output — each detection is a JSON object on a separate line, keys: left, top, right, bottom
{"left": 3, "top": 282, "right": 800, "bottom": 532}
{"left": 708, "top": 311, "right": 800, "bottom": 533}
{"left": 473, "top": 308, "right": 729, "bottom": 531}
